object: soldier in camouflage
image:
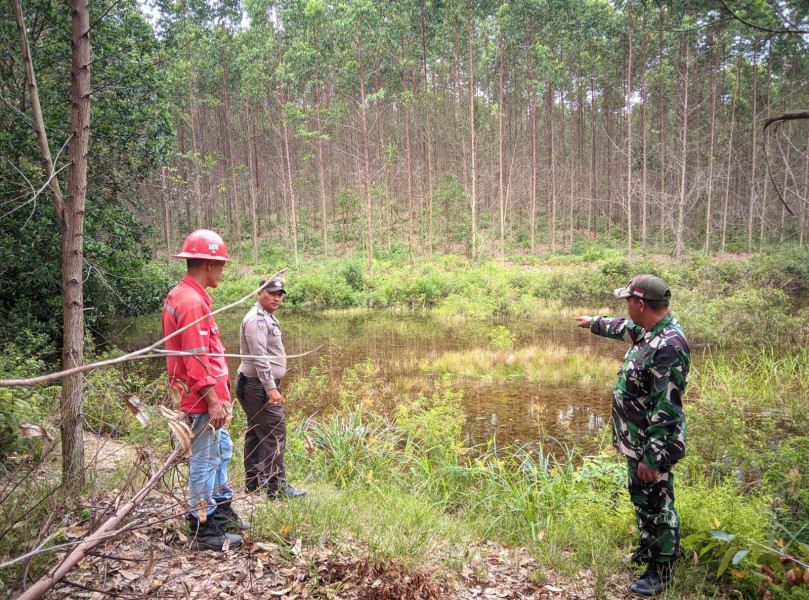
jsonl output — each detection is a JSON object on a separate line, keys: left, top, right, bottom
{"left": 575, "top": 274, "right": 690, "bottom": 597}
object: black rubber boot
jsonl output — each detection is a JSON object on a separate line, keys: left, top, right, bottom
{"left": 187, "top": 514, "right": 243, "bottom": 551}
{"left": 628, "top": 561, "right": 672, "bottom": 596}
{"left": 214, "top": 501, "right": 253, "bottom": 531}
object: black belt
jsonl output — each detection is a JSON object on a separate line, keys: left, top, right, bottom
{"left": 238, "top": 373, "right": 280, "bottom": 387}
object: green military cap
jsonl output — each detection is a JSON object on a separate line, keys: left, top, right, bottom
{"left": 613, "top": 274, "right": 671, "bottom": 302}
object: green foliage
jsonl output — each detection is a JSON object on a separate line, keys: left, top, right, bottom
{"left": 395, "top": 376, "right": 465, "bottom": 458}
{"left": 0, "top": 0, "right": 172, "bottom": 346}
{"left": 488, "top": 326, "right": 516, "bottom": 351}
{"left": 683, "top": 525, "right": 809, "bottom": 597}
{"left": 285, "top": 264, "right": 359, "bottom": 308}
{"left": 0, "top": 335, "right": 57, "bottom": 462}
{"left": 678, "top": 288, "right": 798, "bottom": 346}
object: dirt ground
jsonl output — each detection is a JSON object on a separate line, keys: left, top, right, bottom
{"left": 31, "top": 435, "right": 643, "bottom": 600}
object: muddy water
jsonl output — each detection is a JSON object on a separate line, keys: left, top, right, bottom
{"left": 122, "top": 309, "right": 630, "bottom": 452}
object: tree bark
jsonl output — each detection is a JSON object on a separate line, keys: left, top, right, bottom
{"left": 421, "top": 3, "right": 434, "bottom": 259}
{"left": 467, "top": 0, "right": 477, "bottom": 261}
{"left": 674, "top": 40, "right": 689, "bottom": 259}
{"left": 746, "top": 43, "right": 759, "bottom": 253}
{"left": 722, "top": 52, "right": 741, "bottom": 253}
{"left": 704, "top": 42, "right": 718, "bottom": 254}
{"left": 625, "top": 0, "right": 633, "bottom": 255}
{"left": 61, "top": 0, "right": 91, "bottom": 485}
{"left": 357, "top": 29, "right": 373, "bottom": 274}
{"left": 498, "top": 32, "right": 505, "bottom": 264}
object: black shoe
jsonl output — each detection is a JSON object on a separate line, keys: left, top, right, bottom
{"left": 187, "top": 514, "right": 242, "bottom": 551}
{"left": 622, "top": 547, "right": 651, "bottom": 566}
{"left": 267, "top": 485, "right": 306, "bottom": 500}
{"left": 628, "top": 562, "right": 672, "bottom": 596}
{"left": 214, "top": 501, "right": 253, "bottom": 531}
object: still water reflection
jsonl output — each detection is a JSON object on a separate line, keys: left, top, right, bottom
{"left": 122, "top": 309, "right": 630, "bottom": 452}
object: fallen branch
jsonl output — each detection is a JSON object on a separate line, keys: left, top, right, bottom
{"left": 15, "top": 444, "right": 183, "bottom": 600}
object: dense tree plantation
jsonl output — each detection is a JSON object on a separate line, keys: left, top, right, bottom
{"left": 143, "top": 0, "right": 809, "bottom": 269}
{"left": 2, "top": 0, "right": 809, "bottom": 337}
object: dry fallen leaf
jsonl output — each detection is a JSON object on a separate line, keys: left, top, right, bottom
{"left": 269, "top": 585, "right": 293, "bottom": 596}
{"left": 19, "top": 422, "right": 54, "bottom": 441}
{"left": 118, "top": 569, "right": 140, "bottom": 581}
{"left": 169, "top": 385, "right": 183, "bottom": 409}
{"left": 303, "top": 434, "right": 315, "bottom": 456}
{"left": 124, "top": 395, "right": 151, "bottom": 427}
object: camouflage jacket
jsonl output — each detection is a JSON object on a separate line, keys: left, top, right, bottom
{"left": 590, "top": 313, "right": 690, "bottom": 470}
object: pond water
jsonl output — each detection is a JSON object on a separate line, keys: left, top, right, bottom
{"left": 120, "top": 307, "right": 637, "bottom": 453}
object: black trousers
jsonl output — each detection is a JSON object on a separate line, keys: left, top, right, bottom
{"left": 236, "top": 377, "right": 287, "bottom": 491}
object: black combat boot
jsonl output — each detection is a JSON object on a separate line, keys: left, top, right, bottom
{"left": 628, "top": 561, "right": 672, "bottom": 596}
{"left": 187, "top": 513, "right": 243, "bottom": 551}
{"left": 213, "top": 501, "right": 253, "bottom": 531}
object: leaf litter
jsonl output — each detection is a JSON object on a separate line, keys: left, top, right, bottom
{"left": 40, "top": 497, "right": 640, "bottom": 600}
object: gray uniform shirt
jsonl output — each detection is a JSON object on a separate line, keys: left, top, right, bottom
{"left": 238, "top": 302, "right": 287, "bottom": 392}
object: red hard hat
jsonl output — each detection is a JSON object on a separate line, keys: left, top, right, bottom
{"left": 172, "top": 229, "right": 232, "bottom": 262}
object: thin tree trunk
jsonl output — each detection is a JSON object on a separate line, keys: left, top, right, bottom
{"left": 357, "top": 30, "right": 373, "bottom": 274}
{"left": 160, "top": 167, "right": 172, "bottom": 259}
{"left": 704, "top": 42, "right": 718, "bottom": 254}
{"left": 640, "top": 7, "right": 648, "bottom": 250}
{"left": 625, "top": 0, "right": 633, "bottom": 255}
{"left": 10, "top": 0, "right": 64, "bottom": 215}
{"left": 421, "top": 4, "right": 434, "bottom": 259}
{"left": 760, "top": 43, "right": 772, "bottom": 251}
{"left": 674, "top": 40, "right": 689, "bottom": 260}
{"left": 221, "top": 42, "right": 241, "bottom": 260}
{"left": 313, "top": 32, "right": 329, "bottom": 257}
{"left": 722, "top": 52, "right": 741, "bottom": 253}
{"left": 529, "top": 17, "right": 537, "bottom": 254}
{"left": 658, "top": 8, "right": 666, "bottom": 249}
{"left": 468, "top": 0, "right": 477, "bottom": 261}
{"left": 402, "top": 36, "right": 415, "bottom": 267}
{"left": 498, "top": 32, "right": 505, "bottom": 264}
{"left": 548, "top": 83, "right": 556, "bottom": 252}
{"left": 244, "top": 96, "right": 258, "bottom": 263}
{"left": 747, "top": 44, "right": 759, "bottom": 253}
{"left": 61, "top": 0, "right": 91, "bottom": 484}
{"left": 281, "top": 109, "right": 299, "bottom": 268}
{"left": 589, "top": 74, "right": 596, "bottom": 235}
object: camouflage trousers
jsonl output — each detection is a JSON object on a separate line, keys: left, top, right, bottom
{"left": 626, "top": 457, "right": 680, "bottom": 563}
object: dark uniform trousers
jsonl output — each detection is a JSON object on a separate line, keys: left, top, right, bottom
{"left": 626, "top": 457, "right": 680, "bottom": 563}
{"left": 236, "top": 375, "right": 287, "bottom": 491}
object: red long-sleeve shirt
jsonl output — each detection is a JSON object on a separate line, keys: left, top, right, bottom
{"left": 162, "top": 275, "right": 231, "bottom": 413}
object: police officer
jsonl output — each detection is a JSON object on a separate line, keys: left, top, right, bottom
{"left": 236, "top": 278, "right": 306, "bottom": 499}
{"left": 162, "top": 229, "right": 251, "bottom": 551}
{"left": 575, "top": 274, "right": 690, "bottom": 596}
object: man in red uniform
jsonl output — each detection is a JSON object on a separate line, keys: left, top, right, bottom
{"left": 162, "top": 229, "right": 250, "bottom": 551}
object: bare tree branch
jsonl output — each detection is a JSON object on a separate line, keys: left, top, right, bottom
{"left": 15, "top": 445, "right": 183, "bottom": 600}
